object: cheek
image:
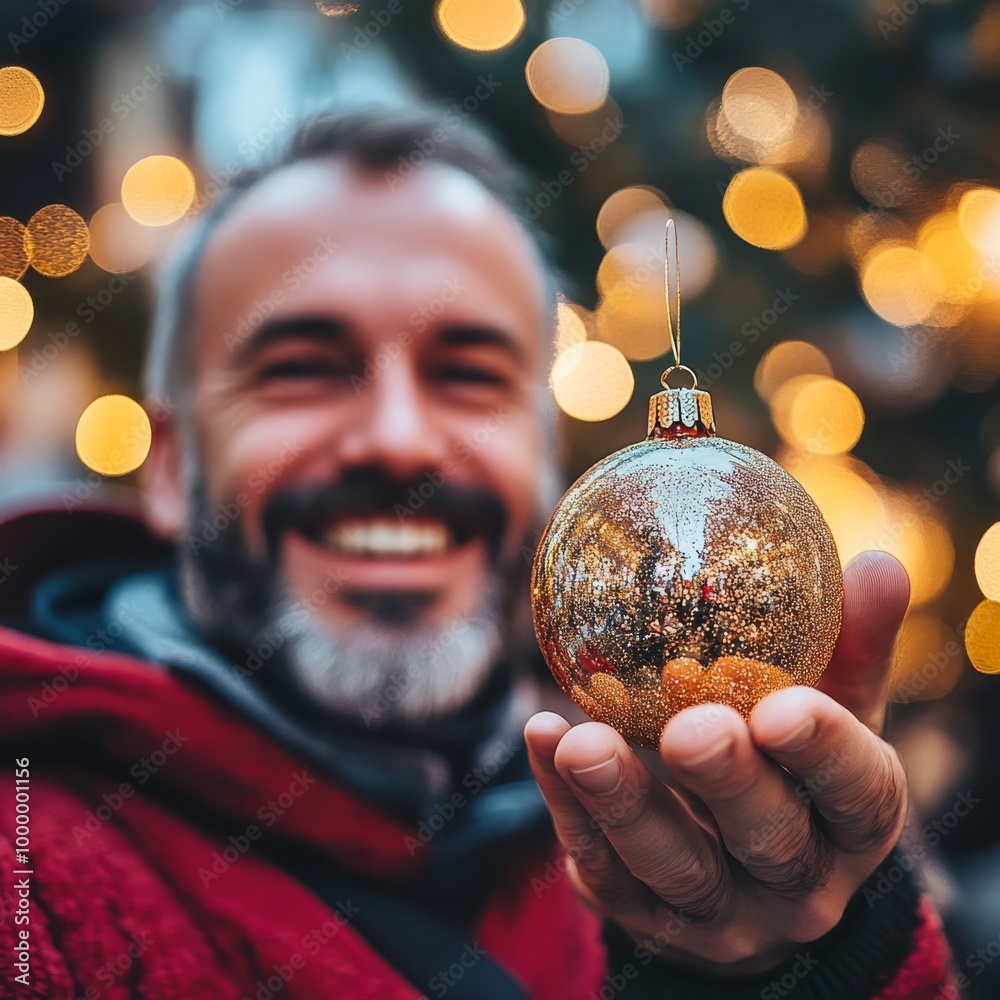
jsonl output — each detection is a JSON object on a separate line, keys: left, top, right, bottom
{"left": 462, "top": 413, "right": 545, "bottom": 544}
{"left": 198, "top": 407, "right": 331, "bottom": 551}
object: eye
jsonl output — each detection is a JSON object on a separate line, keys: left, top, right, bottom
{"left": 435, "top": 363, "right": 508, "bottom": 387}
{"left": 258, "top": 356, "right": 350, "bottom": 381}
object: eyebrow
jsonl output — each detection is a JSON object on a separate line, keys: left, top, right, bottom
{"left": 232, "top": 316, "right": 350, "bottom": 364}
{"left": 437, "top": 324, "right": 528, "bottom": 366}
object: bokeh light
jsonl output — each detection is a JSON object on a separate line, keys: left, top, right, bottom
{"left": 435, "top": 0, "right": 525, "bottom": 51}
{"left": 917, "top": 211, "right": 980, "bottom": 312}
{"left": 783, "top": 453, "right": 955, "bottom": 598}
{"left": 860, "top": 244, "right": 941, "bottom": 327}
{"left": 888, "top": 613, "right": 963, "bottom": 702}
{"left": 75, "top": 394, "right": 152, "bottom": 476}
{"left": 0, "top": 66, "right": 44, "bottom": 137}
{"left": 783, "top": 454, "right": 885, "bottom": 567}
{"left": 526, "top": 39, "right": 610, "bottom": 115}
{"left": 88, "top": 203, "right": 156, "bottom": 273}
{"left": 0, "top": 217, "right": 32, "bottom": 280}
{"left": 965, "top": 599, "right": 1000, "bottom": 674}
{"left": 0, "top": 277, "right": 33, "bottom": 350}
{"left": 595, "top": 243, "right": 670, "bottom": 361}
{"left": 754, "top": 340, "right": 833, "bottom": 401}
{"left": 722, "top": 167, "right": 806, "bottom": 250}
{"left": 879, "top": 491, "right": 955, "bottom": 607}
{"left": 551, "top": 340, "right": 634, "bottom": 421}
{"left": 770, "top": 375, "right": 864, "bottom": 455}
{"left": 707, "top": 69, "right": 830, "bottom": 174}
{"left": 850, "top": 140, "right": 915, "bottom": 207}
{"left": 121, "top": 155, "right": 196, "bottom": 227}
{"left": 596, "top": 185, "right": 669, "bottom": 250}
{"left": 602, "top": 207, "right": 718, "bottom": 300}
{"left": 957, "top": 186, "right": 1000, "bottom": 258}
{"left": 721, "top": 67, "right": 797, "bottom": 150}
{"left": 975, "top": 521, "right": 1000, "bottom": 601}
{"left": 27, "top": 205, "right": 90, "bottom": 277}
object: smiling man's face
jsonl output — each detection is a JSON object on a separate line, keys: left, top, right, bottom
{"left": 145, "top": 157, "right": 552, "bottom": 726}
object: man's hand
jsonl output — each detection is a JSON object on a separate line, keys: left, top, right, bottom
{"left": 524, "top": 551, "right": 910, "bottom": 977}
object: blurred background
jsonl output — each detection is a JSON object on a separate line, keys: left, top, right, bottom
{"left": 2, "top": 0, "right": 1000, "bottom": 990}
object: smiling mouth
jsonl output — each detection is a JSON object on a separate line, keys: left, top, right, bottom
{"left": 294, "top": 514, "right": 478, "bottom": 560}
{"left": 322, "top": 516, "right": 452, "bottom": 558}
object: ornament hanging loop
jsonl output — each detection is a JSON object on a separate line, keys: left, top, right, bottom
{"left": 660, "top": 217, "right": 687, "bottom": 389}
{"left": 660, "top": 364, "right": 698, "bottom": 390}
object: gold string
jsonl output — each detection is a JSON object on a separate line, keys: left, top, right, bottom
{"left": 664, "top": 217, "right": 682, "bottom": 370}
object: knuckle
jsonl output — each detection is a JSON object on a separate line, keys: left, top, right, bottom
{"left": 736, "top": 826, "right": 833, "bottom": 897}
{"left": 835, "top": 748, "right": 907, "bottom": 851}
{"left": 668, "top": 875, "right": 732, "bottom": 924}
{"left": 651, "top": 846, "right": 733, "bottom": 923}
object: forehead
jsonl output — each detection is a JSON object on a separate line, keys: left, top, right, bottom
{"left": 191, "top": 158, "right": 548, "bottom": 351}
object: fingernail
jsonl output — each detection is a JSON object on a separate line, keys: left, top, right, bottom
{"left": 770, "top": 717, "right": 816, "bottom": 751}
{"left": 569, "top": 755, "right": 622, "bottom": 795}
{"left": 681, "top": 735, "right": 732, "bottom": 780}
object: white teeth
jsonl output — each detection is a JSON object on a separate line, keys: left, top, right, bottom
{"left": 324, "top": 518, "right": 451, "bottom": 557}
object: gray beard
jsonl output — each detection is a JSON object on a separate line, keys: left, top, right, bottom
{"left": 264, "top": 580, "right": 505, "bottom": 729}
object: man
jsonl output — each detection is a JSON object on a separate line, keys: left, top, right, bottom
{"left": 0, "top": 107, "right": 954, "bottom": 998}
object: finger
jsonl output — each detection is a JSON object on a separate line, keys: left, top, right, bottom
{"left": 660, "top": 704, "right": 831, "bottom": 896}
{"left": 817, "top": 551, "right": 909, "bottom": 731}
{"left": 525, "top": 712, "right": 649, "bottom": 915}
{"left": 750, "top": 687, "right": 907, "bottom": 858}
{"left": 551, "top": 720, "right": 734, "bottom": 921}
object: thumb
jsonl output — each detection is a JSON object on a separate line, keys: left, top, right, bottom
{"left": 816, "top": 550, "right": 910, "bottom": 732}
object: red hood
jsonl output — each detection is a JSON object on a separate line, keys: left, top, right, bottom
{"left": 0, "top": 500, "right": 172, "bottom": 619}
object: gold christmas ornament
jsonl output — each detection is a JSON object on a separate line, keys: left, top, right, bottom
{"left": 532, "top": 222, "right": 843, "bottom": 748}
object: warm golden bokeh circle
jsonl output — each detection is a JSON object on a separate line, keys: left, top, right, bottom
{"left": 966, "top": 599, "right": 1000, "bottom": 674}
{"left": 435, "top": 0, "right": 525, "bottom": 51}
{"left": 0, "top": 277, "right": 33, "bottom": 350}
{"left": 596, "top": 186, "right": 668, "bottom": 250}
{"left": 88, "top": 203, "right": 156, "bottom": 273}
{"left": 975, "top": 522, "right": 1000, "bottom": 601}
{"left": 27, "top": 205, "right": 90, "bottom": 277}
{"left": 754, "top": 340, "right": 833, "bottom": 401}
{"left": 0, "top": 66, "right": 44, "bottom": 137}
{"left": 721, "top": 67, "right": 797, "bottom": 146}
{"left": 526, "top": 38, "right": 610, "bottom": 115}
{"left": 0, "top": 217, "right": 32, "bottom": 280}
{"left": 122, "top": 155, "right": 196, "bottom": 227}
{"left": 770, "top": 375, "right": 864, "bottom": 455}
{"left": 722, "top": 167, "right": 807, "bottom": 250}
{"left": 958, "top": 186, "right": 1000, "bottom": 257}
{"left": 860, "top": 244, "right": 941, "bottom": 327}
{"left": 551, "top": 340, "right": 634, "bottom": 421}
{"left": 75, "top": 394, "right": 152, "bottom": 476}
{"left": 888, "top": 613, "right": 962, "bottom": 702}
{"left": 595, "top": 243, "right": 671, "bottom": 362}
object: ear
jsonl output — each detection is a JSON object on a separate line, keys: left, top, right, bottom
{"left": 140, "top": 407, "right": 187, "bottom": 542}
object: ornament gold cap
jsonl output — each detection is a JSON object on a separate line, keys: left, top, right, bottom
{"left": 647, "top": 385, "right": 716, "bottom": 440}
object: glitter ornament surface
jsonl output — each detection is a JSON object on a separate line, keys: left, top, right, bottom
{"left": 531, "top": 388, "right": 843, "bottom": 749}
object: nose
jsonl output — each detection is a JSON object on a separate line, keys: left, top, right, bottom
{"left": 338, "top": 352, "right": 450, "bottom": 481}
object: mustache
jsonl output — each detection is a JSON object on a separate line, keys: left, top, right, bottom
{"left": 260, "top": 466, "right": 511, "bottom": 564}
